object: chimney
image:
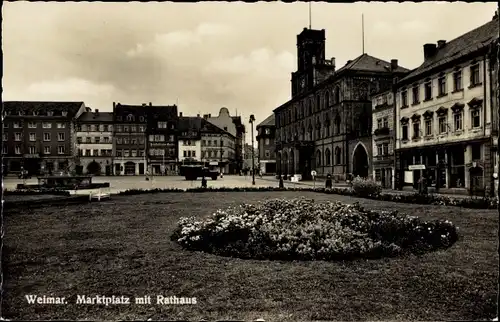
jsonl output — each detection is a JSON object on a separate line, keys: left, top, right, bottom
{"left": 390, "top": 59, "right": 398, "bottom": 71}
{"left": 493, "top": 10, "right": 498, "bottom": 20}
{"left": 197, "top": 114, "right": 200, "bottom": 117}
{"left": 437, "top": 40, "right": 446, "bottom": 49}
{"left": 208, "top": 114, "right": 211, "bottom": 118}
{"left": 331, "top": 57, "right": 336, "bottom": 69}
{"left": 179, "top": 112, "right": 183, "bottom": 117}
{"left": 423, "top": 43, "right": 437, "bottom": 60}
{"left": 95, "top": 109, "right": 99, "bottom": 114}
{"left": 113, "top": 102, "right": 116, "bottom": 109}
{"left": 149, "top": 102, "right": 152, "bottom": 106}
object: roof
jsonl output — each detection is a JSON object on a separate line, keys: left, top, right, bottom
{"left": 115, "top": 103, "right": 178, "bottom": 118}
{"left": 201, "top": 118, "right": 235, "bottom": 138}
{"left": 400, "top": 16, "right": 499, "bottom": 83}
{"left": 178, "top": 116, "right": 203, "bottom": 132}
{"left": 334, "top": 53, "right": 410, "bottom": 74}
{"left": 77, "top": 111, "right": 113, "bottom": 123}
{"left": 256, "top": 114, "right": 275, "bottom": 128}
{"left": 3, "top": 101, "right": 84, "bottom": 117}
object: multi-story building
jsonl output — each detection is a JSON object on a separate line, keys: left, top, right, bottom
{"left": 113, "top": 102, "right": 148, "bottom": 175}
{"left": 177, "top": 116, "right": 202, "bottom": 163}
{"left": 200, "top": 119, "right": 237, "bottom": 174}
{"left": 256, "top": 114, "right": 276, "bottom": 175}
{"left": 242, "top": 143, "right": 259, "bottom": 171}
{"left": 394, "top": 14, "right": 499, "bottom": 195}
{"left": 146, "top": 104, "right": 178, "bottom": 175}
{"left": 274, "top": 27, "right": 409, "bottom": 180}
{"left": 2, "top": 101, "right": 86, "bottom": 175}
{"left": 204, "top": 107, "right": 245, "bottom": 173}
{"left": 75, "top": 108, "right": 114, "bottom": 175}
{"left": 371, "top": 90, "right": 398, "bottom": 188}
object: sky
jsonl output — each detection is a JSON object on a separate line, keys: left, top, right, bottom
{"left": 3, "top": 1, "right": 498, "bottom": 133}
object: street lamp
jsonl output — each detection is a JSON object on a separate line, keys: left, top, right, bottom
{"left": 249, "top": 114, "right": 256, "bottom": 185}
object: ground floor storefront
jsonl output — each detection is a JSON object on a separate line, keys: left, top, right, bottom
{"left": 148, "top": 159, "right": 178, "bottom": 175}
{"left": 395, "top": 138, "right": 495, "bottom": 196}
{"left": 3, "top": 157, "right": 75, "bottom": 176}
{"left": 259, "top": 160, "right": 276, "bottom": 175}
{"left": 372, "top": 156, "right": 395, "bottom": 189}
{"left": 113, "top": 158, "right": 146, "bottom": 176}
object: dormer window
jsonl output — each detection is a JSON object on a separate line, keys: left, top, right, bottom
{"left": 47, "top": 111, "right": 54, "bottom": 116}
{"left": 33, "top": 111, "right": 38, "bottom": 116}
{"left": 62, "top": 111, "right": 68, "bottom": 117}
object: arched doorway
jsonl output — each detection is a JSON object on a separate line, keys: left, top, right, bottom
{"left": 469, "top": 166, "right": 484, "bottom": 196}
{"left": 124, "top": 162, "right": 136, "bottom": 175}
{"left": 352, "top": 143, "right": 369, "bottom": 178}
{"left": 290, "top": 149, "right": 295, "bottom": 175}
{"left": 87, "top": 160, "right": 101, "bottom": 175}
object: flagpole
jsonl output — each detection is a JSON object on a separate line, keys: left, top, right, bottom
{"left": 362, "top": 14, "right": 365, "bottom": 54}
{"left": 309, "top": 2, "right": 312, "bottom": 29}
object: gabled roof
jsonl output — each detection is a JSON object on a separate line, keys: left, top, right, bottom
{"left": 335, "top": 53, "right": 410, "bottom": 74}
{"left": 3, "top": 101, "right": 84, "bottom": 117}
{"left": 77, "top": 111, "right": 113, "bottom": 123}
{"left": 256, "top": 114, "right": 275, "bottom": 128}
{"left": 400, "top": 16, "right": 499, "bottom": 84}
{"left": 201, "top": 118, "right": 235, "bottom": 138}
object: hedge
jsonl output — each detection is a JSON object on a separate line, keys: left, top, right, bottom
{"left": 117, "top": 186, "right": 499, "bottom": 210}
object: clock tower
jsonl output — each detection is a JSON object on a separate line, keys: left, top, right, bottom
{"left": 291, "top": 28, "right": 327, "bottom": 97}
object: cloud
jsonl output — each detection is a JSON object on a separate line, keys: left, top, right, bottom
{"left": 204, "top": 48, "right": 294, "bottom": 79}
{"left": 126, "top": 22, "right": 232, "bottom": 57}
{"left": 27, "top": 78, "right": 116, "bottom": 98}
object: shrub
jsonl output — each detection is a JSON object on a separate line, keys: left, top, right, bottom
{"left": 351, "top": 177, "right": 382, "bottom": 197}
{"left": 172, "top": 197, "right": 459, "bottom": 261}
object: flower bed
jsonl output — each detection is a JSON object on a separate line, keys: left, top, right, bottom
{"left": 118, "top": 186, "right": 498, "bottom": 209}
{"left": 172, "top": 197, "right": 459, "bottom": 261}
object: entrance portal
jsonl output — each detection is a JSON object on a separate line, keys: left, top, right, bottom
{"left": 352, "top": 143, "right": 369, "bottom": 178}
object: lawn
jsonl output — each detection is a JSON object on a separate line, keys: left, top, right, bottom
{"left": 3, "top": 191, "right": 498, "bottom": 321}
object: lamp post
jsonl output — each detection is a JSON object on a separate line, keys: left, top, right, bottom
{"left": 249, "top": 114, "right": 256, "bottom": 185}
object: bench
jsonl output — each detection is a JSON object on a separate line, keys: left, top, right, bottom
{"left": 89, "top": 188, "right": 111, "bottom": 201}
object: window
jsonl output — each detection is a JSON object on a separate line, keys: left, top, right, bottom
{"left": 158, "top": 121, "right": 167, "bottom": 128}
{"left": 2, "top": 146, "right": 6, "bottom": 154}
{"left": 29, "top": 146, "right": 36, "bottom": 154}
{"left": 470, "top": 63, "right": 480, "bottom": 86}
{"left": 116, "top": 150, "right": 122, "bottom": 157}
{"left": 76, "top": 136, "right": 82, "bottom": 143}
{"left": 3, "top": 123, "right": 8, "bottom": 128}
{"left": 124, "top": 150, "right": 130, "bottom": 157}
{"left": 335, "top": 147, "right": 341, "bottom": 164}
{"left": 15, "top": 145, "right": 21, "bottom": 154}
{"left": 425, "top": 119, "right": 432, "bottom": 136}
{"left": 117, "top": 116, "right": 122, "bottom": 121}
{"left": 78, "top": 149, "right": 83, "bottom": 156}
{"left": 15, "top": 133, "right": 21, "bottom": 141}
{"left": 58, "top": 146, "right": 65, "bottom": 154}
{"left": 183, "top": 151, "right": 187, "bottom": 157}
{"left": 58, "top": 133, "right": 65, "bottom": 141}
{"left": 383, "top": 117, "right": 388, "bottom": 128}
{"left": 131, "top": 149, "right": 137, "bottom": 157}
{"left": 82, "top": 124, "right": 88, "bottom": 132}
{"left": 439, "top": 116, "right": 448, "bottom": 134}
{"left": 93, "top": 149, "right": 99, "bottom": 156}
{"left": 42, "top": 122, "right": 52, "bottom": 129}
{"left": 28, "top": 122, "right": 37, "bottom": 128}
{"left": 402, "top": 124, "right": 408, "bottom": 140}
{"left": 139, "top": 126, "right": 145, "bottom": 132}
{"left": 453, "top": 70, "right": 462, "bottom": 91}
{"left": 57, "top": 123, "right": 66, "bottom": 129}
{"left": 471, "top": 144, "right": 481, "bottom": 160}
{"left": 471, "top": 110, "right": 481, "bottom": 128}
{"left": 95, "top": 137, "right": 101, "bottom": 143}
{"left": 412, "top": 85, "right": 420, "bottom": 104}
{"left": 139, "top": 116, "right": 145, "bottom": 122}
{"left": 265, "top": 128, "right": 271, "bottom": 135}
{"left": 377, "top": 118, "right": 383, "bottom": 129}
{"left": 104, "top": 137, "right": 109, "bottom": 143}
{"left": 13, "top": 122, "right": 21, "bottom": 128}
{"left": 29, "top": 133, "right": 36, "bottom": 141}
{"left": 401, "top": 90, "right": 408, "bottom": 107}
{"left": 424, "top": 80, "right": 432, "bottom": 100}
{"left": 104, "top": 125, "right": 109, "bottom": 132}
{"left": 192, "top": 151, "right": 196, "bottom": 158}
{"left": 124, "top": 126, "right": 129, "bottom": 132}
{"left": 2, "top": 133, "right": 6, "bottom": 141}
{"left": 383, "top": 143, "right": 389, "bottom": 155}
{"left": 412, "top": 122, "right": 420, "bottom": 138}
{"left": 438, "top": 76, "right": 447, "bottom": 96}
{"left": 454, "top": 112, "right": 463, "bottom": 131}
{"left": 126, "top": 114, "right": 134, "bottom": 122}
{"left": 377, "top": 144, "right": 383, "bottom": 156}
{"left": 47, "top": 111, "right": 53, "bottom": 116}
{"left": 130, "top": 125, "right": 137, "bottom": 132}
{"left": 139, "top": 150, "right": 145, "bottom": 157}
{"left": 265, "top": 138, "right": 270, "bottom": 145}
{"left": 86, "top": 137, "right": 91, "bottom": 143}
{"left": 44, "top": 146, "right": 51, "bottom": 155}
{"left": 62, "top": 111, "right": 67, "bottom": 117}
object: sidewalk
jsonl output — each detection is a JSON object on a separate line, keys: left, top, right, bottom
{"left": 256, "top": 177, "right": 474, "bottom": 199}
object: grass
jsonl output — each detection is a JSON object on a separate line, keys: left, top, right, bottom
{"left": 3, "top": 192, "right": 498, "bottom": 321}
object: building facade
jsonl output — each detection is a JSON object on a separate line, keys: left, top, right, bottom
{"left": 200, "top": 119, "right": 237, "bottom": 174}
{"left": 178, "top": 116, "right": 203, "bottom": 163}
{"left": 274, "top": 27, "right": 409, "bottom": 181}
{"left": 2, "top": 101, "right": 86, "bottom": 175}
{"left": 76, "top": 109, "right": 114, "bottom": 175}
{"left": 146, "top": 104, "right": 178, "bottom": 175}
{"left": 205, "top": 107, "right": 245, "bottom": 173}
{"left": 394, "top": 14, "right": 499, "bottom": 195}
{"left": 242, "top": 143, "right": 259, "bottom": 171}
{"left": 256, "top": 114, "right": 276, "bottom": 175}
{"left": 371, "top": 90, "right": 397, "bottom": 188}
{"left": 113, "top": 102, "right": 148, "bottom": 175}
